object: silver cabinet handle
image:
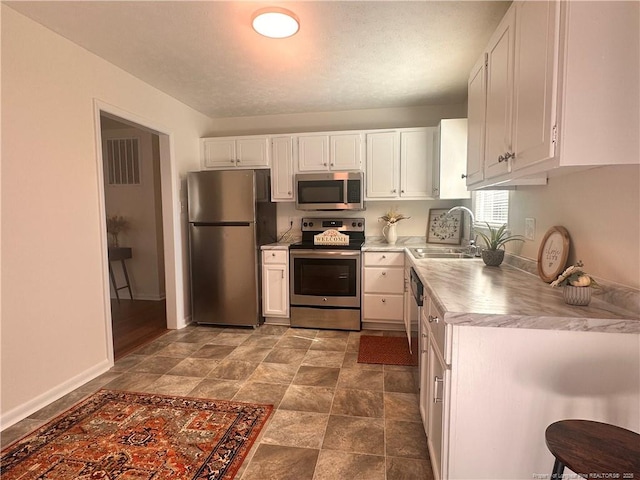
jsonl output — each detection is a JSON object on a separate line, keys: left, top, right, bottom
{"left": 401, "top": 190, "right": 405, "bottom": 193}
{"left": 392, "top": 189, "right": 397, "bottom": 193}
{"left": 272, "top": 253, "right": 276, "bottom": 256}
{"left": 230, "top": 159, "right": 235, "bottom": 163}
{"left": 498, "top": 152, "right": 515, "bottom": 162}
{"left": 323, "top": 162, "right": 328, "bottom": 166}
{"left": 381, "top": 255, "right": 386, "bottom": 259}
{"left": 461, "top": 173, "right": 468, "bottom": 179}
{"left": 428, "top": 315, "right": 439, "bottom": 324}
{"left": 381, "top": 271, "right": 386, "bottom": 276}
{"left": 381, "top": 298, "right": 386, "bottom": 303}
{"left": 330, "top": 163, "right": 335, "bottom": 166}
{"left": 288, "top": 191, "right": 292, "bottom": 195}
{"left": 434, "top": 376, "right": 444, "bottom": 403}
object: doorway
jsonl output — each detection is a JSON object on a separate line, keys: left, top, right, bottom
{"left": 100, "top": 114, "right": 168, "bottom": 359}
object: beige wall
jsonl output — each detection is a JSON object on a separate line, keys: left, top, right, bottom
{"left": 508, "top": 165, "right": 640, "bottom": 289}
{"left": 1, "top": 6, "right": 210, "bottom": 424}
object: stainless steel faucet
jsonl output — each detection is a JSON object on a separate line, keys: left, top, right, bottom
{"left": 446, "top": 206, "right": 481, "bottom": 256}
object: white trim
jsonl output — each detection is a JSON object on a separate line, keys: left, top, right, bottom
{"left": 93, "top": 100, "right": 186, "bottom": 365}
{"left": 0, "top": 360, "right": 111, "bottom": 431}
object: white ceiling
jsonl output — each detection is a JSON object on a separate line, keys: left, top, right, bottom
{"left": 6, "top": 1, "right": 511, "bottom": 119}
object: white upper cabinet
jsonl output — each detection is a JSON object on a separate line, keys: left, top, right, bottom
{"left": 365, "top": 131, "right": 400, "bottom": 198}
{"left": 400, "top": 129, "right": 436, "bottom": 199}
{"left": 434, "top": 119, "right": 470, "bottom": 199}
{"left": 296, "top": 133, "right": 362, "bottom": 172}
{"left": 483, "top": 6, "right": 516, "bottom": 181}
{"left": 511, "top": 0, "right": 559, "bottom": 171}
{"left": 270, "top": 136, "right": 294, "bottom": 201}
{"left": 465, "top": 56, "right": 487, "bottom": 186}
{"left": 466, "top": 0, "right": 639, "bottom": 189}
{"left": 366, "top": 128, "right": 436, "bottom": 200}
{"left": 201, "top": 135, "right": 270, "bottom": 169}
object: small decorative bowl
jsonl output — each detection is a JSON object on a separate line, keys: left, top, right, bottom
{"left": 563, "top": 285, "right": 591, "bottom": 306}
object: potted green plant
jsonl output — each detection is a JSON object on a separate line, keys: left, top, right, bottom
{"left": 475, "top": 222, "right": 524, "bottom": 266}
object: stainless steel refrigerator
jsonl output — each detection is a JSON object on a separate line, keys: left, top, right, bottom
{"left": 187, "top": 169, "right": 276, "bottom": 326}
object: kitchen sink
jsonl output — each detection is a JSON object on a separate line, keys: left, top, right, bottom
{"left": 409, "top": 248, "right": 475, "bottom": 259}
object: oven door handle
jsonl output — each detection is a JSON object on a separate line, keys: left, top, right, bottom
{"left": 290, "top": 250, "right": 361, "bottom": 258}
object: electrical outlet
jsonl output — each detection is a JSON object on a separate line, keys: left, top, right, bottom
{"left": 525, "top": 218, "right": 536, "bottom": 240}
{"left": 288, "top": 217, "right": 301, "bottom": 229}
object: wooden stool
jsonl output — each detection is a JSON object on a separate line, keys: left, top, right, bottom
{"left": 545, "top": 419, "right": 640, "bottom": 478}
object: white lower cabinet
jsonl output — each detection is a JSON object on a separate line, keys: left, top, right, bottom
{"left": 361, "top": 251, "right": 405, "bottom": 329}
{"left": 417, "top": 284, "right": 639, "bottom": 479}
{"left": 261, "top": 248, "right": 289, "bottom": 322}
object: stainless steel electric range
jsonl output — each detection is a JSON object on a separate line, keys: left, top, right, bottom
{"left": 289, "top": 217, "right": 365, "bottom": 331}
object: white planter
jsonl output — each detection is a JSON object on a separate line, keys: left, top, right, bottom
{"left": 383, "top": 223, "right": 397, "bottom": 244}
{"left": 563, "top": 286, "right": 591, "bottom": 306}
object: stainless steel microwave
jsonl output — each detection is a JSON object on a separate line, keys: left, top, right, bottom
{"left": 295, "top": 172, "right": 365, "bottom": 211}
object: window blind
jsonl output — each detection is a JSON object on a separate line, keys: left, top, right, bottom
{"left": 474, "top": 190, "right": 509, "bottom": 226}
{"left": 106, "top": 138, "right": 140, "bottom": 185}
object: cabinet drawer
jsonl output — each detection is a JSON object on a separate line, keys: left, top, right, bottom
{"left": 363, "top": 294, "right": 404, "bottom": 320}
{"left": 363, "top": 267, "right": 404, "bottom": 294}
{"left": 363, "top": 251, "right": 405, "bottom": 267}
{"left": 263, "top": 250, "right": 288, "bottom": 264}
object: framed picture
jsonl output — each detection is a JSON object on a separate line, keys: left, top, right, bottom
{"left": 537, "top": 226, "right": 571, "bottom": 282}
{"left": 427, "top": 208, "right": 462, "bottom": 245}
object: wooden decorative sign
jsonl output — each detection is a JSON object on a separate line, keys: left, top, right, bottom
{"left": 537, "top": 226, "right": 571, "bottom": 283}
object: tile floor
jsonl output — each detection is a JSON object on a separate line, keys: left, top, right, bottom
{"left": 1, "top": 324, "right": 433, "bottom": 480}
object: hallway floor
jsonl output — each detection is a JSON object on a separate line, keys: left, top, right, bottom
{"left": 1, "top": 324, "right": 433, "bottom": 479}
{"left": 111, "top": 298, "right": 167, "bottom": 360}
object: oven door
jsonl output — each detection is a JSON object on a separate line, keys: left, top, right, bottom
{"left": 290, "top": 249, "right": 361, "bottom": 308}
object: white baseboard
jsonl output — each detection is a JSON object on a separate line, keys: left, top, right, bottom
{"left": 0, "top": 359, "right": 112, "bottom": 431}
{"left": 109, "top": 293, "right": 166, "bottom": 301}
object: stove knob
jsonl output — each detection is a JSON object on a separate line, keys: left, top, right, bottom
{"left": 303, "top": 222, "right": 308, "bottom": 227}
{"left": 352, "top": 222, "right": 357, "bottom": 227}
{"left": 309, "top": 222, "right": 314, "bottom": 227}
{"left": 357, "top": 222, "right": 363, "bottom": 227}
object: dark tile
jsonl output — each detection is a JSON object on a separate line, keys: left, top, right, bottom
{"left": 263, "top": 348, "right": 306, "bottom": 365}
{"left": 384, "top": 369, "right": 419, "bottom": 394}
{"left": 239, "top": 444, "right": 319, "bottom": 480}
{"left": 248, "top": 363, "right": 297, "bottom": 384}
{"left": 385, "top": 419, "right": 429, "bottom": 459}
{"left": 254, "top": 325, "right": 289, "bottom": 336}
{"left": 313, "top": 450, "right": 385, "bottom": 480}
{"left": 241, "top": 335, "right": 281, "bottom": 349}
{"left": 387, "top": 455, "right": 435, "bottom": 480}
{"left": 322, "top": 415, "right": 385, "bottom": 455}
{"left": 309, "top": 337, "right": 348, "bottom": 352}
{"left": 207, "top": 332, "right": 252, "bottom": 346}
{"left": 138, "top": 375, "right": 202, "bottom": 396}
{"left": 337, "top": 368, "right": 384, "bottom": 391}
{"left": 260, "top": 410, "right": 329, "bottom": 449}
{"left": 292, "top": 366, "right": 340, "bottom": 387}
{"left": 103, "top": 372, "right": 162, "bottom": 391}
{"left": 189, "top": 344, "right": 236, "bottom": 360}
{"left": 232, "top": 381, "right": 288, "bottom": 407}
{"left": 301, "top": 350, "right": 345, "bottom": 368}
{"left": 187, "top": 378, "right": 243, "bottom": 400}
{"left": 279, "top": 385, "right": 335, "bottom": 413}
{"left": 155, "top": 342, "right": 202, "bottom": 357}
{"left": 341, "top": 352, "right": 383, "bottom": 371}
{"left": 111, "top": 354, "right": 146, "bottom": 372}
{"left": 166, "top": 357, "right": 218, "bottom": 377}
{"left": 331, "top": 388, "right": 384, "bottom": 418}
{"left": 130, "top": 356, "right": 183, "bottom": 374}
{"left": 226, "top": 345, "right": 272, "bottom": 363}
{"left": 208, "top": 359, "right": 259, "bottom": 381}
{"left": 275, "top": 335, "right": 313, "bottom": 350}
{"left": 384, "top": 392, "right": 422, "bottom": 422}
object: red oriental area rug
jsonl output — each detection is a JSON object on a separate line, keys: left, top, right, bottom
{"left": 357, "top": 335, "right": 418, "bottom": 366}
{"left": 0, "top": 389, "right": 273, "bottom": 480}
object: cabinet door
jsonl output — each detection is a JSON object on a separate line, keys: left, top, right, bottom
{"left": 436, "top": 119, "right": 471, "bottom": 199}
{"left": 365, "top": 131, "right": 400, "bottom": 198}
{"left": 484, "top": 6, "right": 515, "bottom": 179}
{"left": 331, "top": 134, "right": 362, "bottom": 170}
{"left": 262, "top": 263, "right": 288, "bottom": 317}
{"left": 512, "top": 0, "right": 559, "bottom": 171}
{"left": 419, "top": 310, "right": 430, "bottom": 434}
{"left": 400, "top": 129, "right": 435, "bottom": 198}
{"left": 466, "top": 55, "right": 487, "bottom": 185}
{"left": 297, "top": 135, "right": 329, "bottom": 172}
{"left": 428, "top": 341, "right": 447, "bottom": 480}
{"left": 236, "top": 137, "right": 269, "bottom": 168}
{"left": 202, "top": 139, "right": 236, "bottom": 168}
{"left": 271, "top": 136, "right": 294, "bottom": 201}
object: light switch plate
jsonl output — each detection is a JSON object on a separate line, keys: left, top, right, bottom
{"left": 525, "top": 218, "right": 536, "bottom": 240}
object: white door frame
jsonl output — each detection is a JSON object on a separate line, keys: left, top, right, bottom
{"left": 93, "top": 99, "right": 184, "bottom": 364}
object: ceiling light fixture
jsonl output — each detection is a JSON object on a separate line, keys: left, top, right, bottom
{"left": 252, "top": 7, "right": 299, "bottom": 39}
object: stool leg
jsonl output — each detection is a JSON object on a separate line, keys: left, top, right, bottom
{"left": 552, "top": 458, "right": 565, "bottom": 479}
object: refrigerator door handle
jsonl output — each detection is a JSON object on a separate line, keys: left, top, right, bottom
{"left": 192, "top": 222, "right": 252, "bottom": 227}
